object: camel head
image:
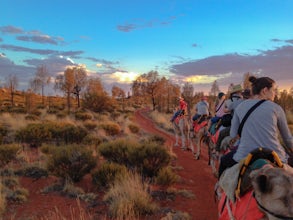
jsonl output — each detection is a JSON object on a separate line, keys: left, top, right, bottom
{"left": 250, "top": 164, "right": 293, "bottom": 220}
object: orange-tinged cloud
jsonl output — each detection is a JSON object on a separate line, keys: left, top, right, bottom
{"left": 110, "top": 71, "right": 140, "bottom": 83}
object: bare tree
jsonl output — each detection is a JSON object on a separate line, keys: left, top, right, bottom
{"left": 30, "top": 65, "right": 51, "bottom": 105}
{"left": 210, "top": 80, "right": 220, "bottom": 96}
{"left": 5, "top": 75, "right": 18, "bottom": 106}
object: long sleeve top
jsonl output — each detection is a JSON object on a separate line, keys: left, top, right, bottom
{"left": 230, "top": 99, "right": 293, "bottom": 163}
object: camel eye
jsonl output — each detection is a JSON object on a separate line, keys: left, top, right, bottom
{"left": 256, "top": 174, "right": 271, "bottom": 193}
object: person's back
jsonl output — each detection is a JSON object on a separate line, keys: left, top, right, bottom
{"left": 196, "top": 100, "right": 209, "bottom": 115}
{"left": 218, "top": 76, "right": 293, "bottom": 178}
{"left": 231, "top": 99, "right": 292, "bottom": 163}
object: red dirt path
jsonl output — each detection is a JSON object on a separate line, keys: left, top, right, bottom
{"left": 2, "top": 108, "right": 219, "bottom": 220}
{"left": 135, "top": 108, "right": 218, "bottom": 220}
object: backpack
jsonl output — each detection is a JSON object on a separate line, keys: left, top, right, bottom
{"left": 221, "top": 114, "right": 232, "bottom": 127}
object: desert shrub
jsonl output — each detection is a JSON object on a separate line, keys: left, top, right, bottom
{"left": 0, "top": 144, "right": 20, "bottom": 167}
{"left": 0, "top": 182, "right": 6, "bottom": 215}
{"left": 83, "top": 121, "right": 97, "bottom": 130}
{"left": 82, "top": 135, "right": 102, "bottom": 147}
{"left": 5, "top": 187, "right": 29, "bottom": 202}
{"left": 2, "top": 176, "right": 29, "bottom": 202}
{"left": 99, "top": 139, "right": 171, "bottom": 178}
{"left": 47, "top": 122, "right": 88, "bottom": 144}
{"left": 75, "top": 111, "right": 92, "bottom": 121}
{"left": 98, "top": 138, "right": 138, "bottom": 166}
{"left": 24, "top": 114, "right": 39, "bottom": 121}
{"left": 9, "top": 106, "right": 26, "bottom": 114}
{"left": 99, "top": 122, "right": 121, "bottom": 136}
{"left": 0, "top": 125, "right": 9, "bottom": 144}
{"left": 143, "top": 134, "right": 166, "bottom": 145}
{"left": 16, "top": 165, "right": 48, "bottom": 179}
{"left": 47, "top": 108, "right": 58, "bottom": 114}
{"left": 15, "top": 123, "right": 51, "bottom": 147}
{"left": 30, "top": 109, "right": 42, "bottom": 116}
{"left": 128, "top": 123, "right": 139, "bottom": 134}
{"left": 155, "top": 167, "right": 179, "bottom": 186}
{"left": 47, "top": 145, "right": 96, "bottom": 182}
{"left": 129, "top": 142, "right": 171, "bottom": 178}
{"left": 56, "top": 111, "right": 67, "bottom": 119}
{"left": 92, "top": 162, "right": 128, "bottom": 188}
{"left": 104, "top": 172, "right": 158, "bottom": 219}
{"left": 62, "top": 180, "right": 85, "bottom": 198}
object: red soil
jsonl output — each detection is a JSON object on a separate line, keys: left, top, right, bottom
{"left": 2, "top": 108, "right": 219, "bottom": 220}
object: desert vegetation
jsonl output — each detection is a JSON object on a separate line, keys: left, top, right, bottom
{"left": 1, "top": 70, "right": 293, "bottom": 219}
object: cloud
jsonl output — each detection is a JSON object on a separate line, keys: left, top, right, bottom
{"left": 0, "top": 56, "right": 35, "bottom": 87}
{"left": 117, "top": 16, "right": 177, "bottom": 32}
{"left": 0, "top": 25, "right": 23, "bottom": 34}
{"left": 0, "top": 44, "right": 84, "bottom": 57}
{"left": 169, "top": 44, "right": 293, "bottom": 91}
{"left": 16, "top": 35, "right": 59, "bottom": 45}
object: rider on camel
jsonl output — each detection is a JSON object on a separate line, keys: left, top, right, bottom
{"left": 171, "top": 96, "right": 188, "bottom": 122}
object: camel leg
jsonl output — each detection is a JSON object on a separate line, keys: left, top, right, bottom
{"left": 174, "top": 132, "right": 180, "bottom": 147}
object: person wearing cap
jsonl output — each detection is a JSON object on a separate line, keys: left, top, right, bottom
{"left": 170, "top": 96, "right": 188, "bottom": 122}
{"left": 192, "top": 96, "right": 210, "bottom": 121}
{"left": 225, "top": 84, "right": 243, "bottom": 116}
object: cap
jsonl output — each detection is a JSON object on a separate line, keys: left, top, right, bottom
{"left": 231, "top": 84, "right": 243, "bottom": 93}
{"left": 218, "top": 92, "right": 225, "bottom": 99}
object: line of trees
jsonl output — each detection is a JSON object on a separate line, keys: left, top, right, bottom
{"left": 2, "top": 68, "right": 293, "bottom": 115}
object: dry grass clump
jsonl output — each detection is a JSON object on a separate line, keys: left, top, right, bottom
{"left": 37, "top": 199, "right": 93, "bottom": 220}
{"left": 148, "top": 110, "right": 173, "bottom": 132}
{"left": 104, "top": 172, "right": 158, "bottom": 219}
{"left": 155, "top": 166, "right": 179, "bottom": 186}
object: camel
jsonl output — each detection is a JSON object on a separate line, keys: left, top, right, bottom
{"left": 172, "top": 115, "right": 191, "bottom": 151}
{"left": 190, "top": 121, "right": 219, "bottom": 176}
{"left": 217, "top": 152, "right": 293, "bottom": 220}
{"left": 250, "top": 164, "right": 293, "bottom": 220}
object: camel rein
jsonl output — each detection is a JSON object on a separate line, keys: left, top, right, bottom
{"left": 253, "top": 192, "right": 293, "bottom": 220}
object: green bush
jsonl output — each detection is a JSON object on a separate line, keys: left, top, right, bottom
{"left": 98, "top": 138, "right": 138, "bottom": 166}
{"left": 99, "top": 139, "right": 171, "bottom": 179}
{"left": 0, "top": 145, "right": 21, "bottom": 167}
{"left": 129, "top": 142, "right": 171, "bottom": 178}
{"left": 92, "top": 162, "right": 128, "bottom": 188}
{"left": 15, "top": 123, "right": 51, "bottom": 146}
{"left": 99, "top": 122, "right": 121, "bottom": 136}
{"left": 47, "top": 145, "right": 96, "bottom": 182}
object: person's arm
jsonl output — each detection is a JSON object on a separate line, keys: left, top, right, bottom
{"left": 230, "top": 109, "right": 240, "bottom": 138}
{"left": 277, "top": 105, "right": 293, "bottom": 153}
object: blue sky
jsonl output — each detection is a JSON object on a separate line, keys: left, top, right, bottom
{"left": 1, "top": 0, "right": 293, "bottom": 95}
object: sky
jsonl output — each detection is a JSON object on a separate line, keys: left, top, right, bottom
{"left": 0, "top": 0, "right": 293, "bottom": 95}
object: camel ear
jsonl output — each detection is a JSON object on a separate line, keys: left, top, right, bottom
{"left": 256, "top": 174, "right": 271, "bottom": 193}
